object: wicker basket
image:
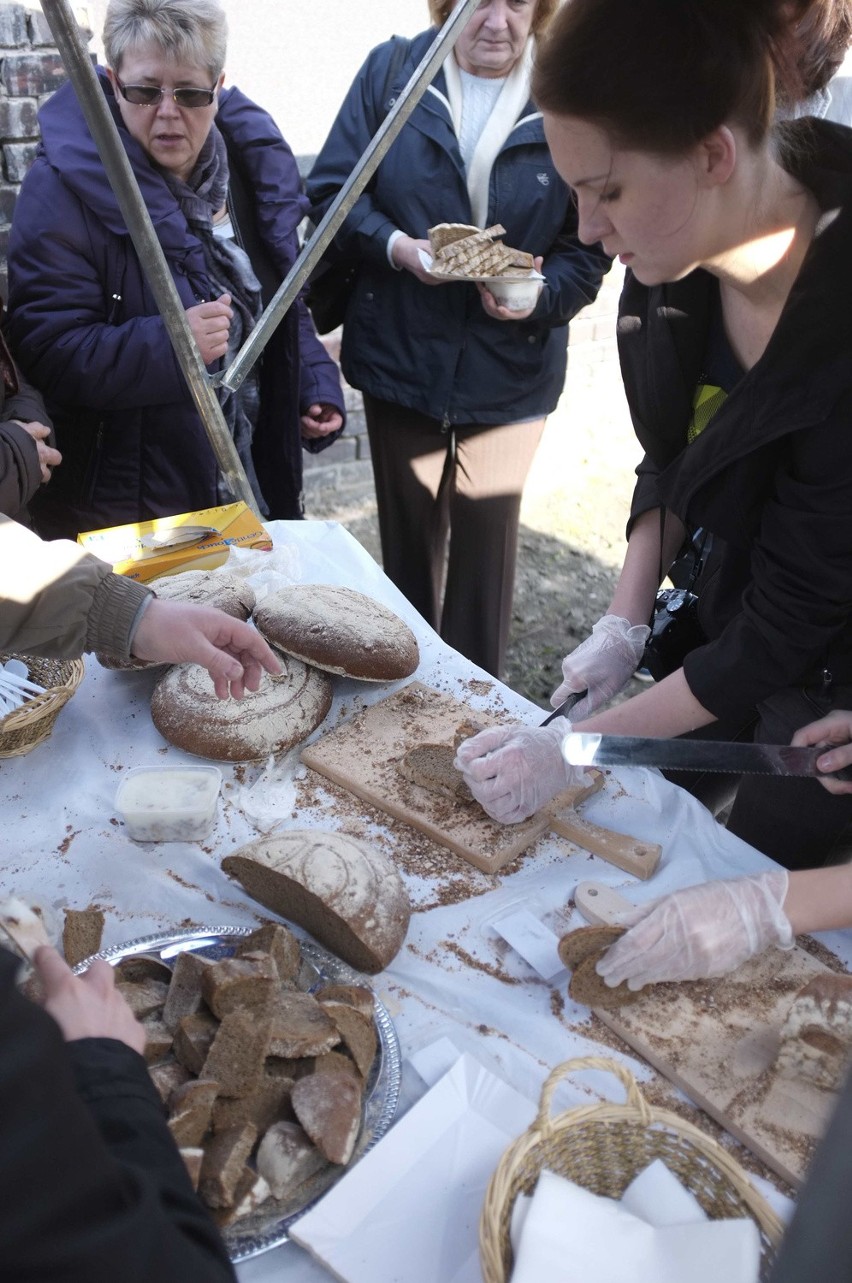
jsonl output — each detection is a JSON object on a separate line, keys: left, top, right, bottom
{"left": 0, "top": 653, "right": 85, "bottom": 758}
{"left": 480, "top": 1056, "right": 785, "bottom": 1283}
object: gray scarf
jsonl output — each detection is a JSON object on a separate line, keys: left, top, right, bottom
{"left": 161, "top": 127, "right": 268, "bottom": 514}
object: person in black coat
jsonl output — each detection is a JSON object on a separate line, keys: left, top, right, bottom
{"left": 307, "top": 0, "right": 609, "bottom": 677}
{"left": 0, "top": 313, "right": 60, "bottom": 521}
{"left": 0, "top": 943, "right": 235, "bottom": 1282}
{"left": 456, "top": 0, "right": 852, "bottom": 867}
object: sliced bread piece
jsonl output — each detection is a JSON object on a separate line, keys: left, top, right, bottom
{"left": 62, "top": 906, "right": 105, "bottom": 967}
{"left": 199, "top": 1122, "right": 258, "bottom": 1208}
{"left": 256, "top": 1120, "right": 326, "bottom": 1199}
{"left": 397, "top": 742, "right": 473, "bottom": 802}
{"left": 291, "top": 1072, "right": 362, "bottom": 1165}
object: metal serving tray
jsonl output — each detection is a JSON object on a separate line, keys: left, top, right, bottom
{"left": 76, "top": 924, "right": 402, "bottom": 1262}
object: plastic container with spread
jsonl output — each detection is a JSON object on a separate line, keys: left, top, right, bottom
{"left": 482, "top": 271, "right": 545, "bottom": 312}
{"left": 115, "top": 765, "right": 222, "bottom": 842}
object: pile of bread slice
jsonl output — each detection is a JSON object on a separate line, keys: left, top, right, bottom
{"left": 427, "top": 222, "right": 535, "bottom": 279}
{"left": 118, "top": 921, "right": 379, "bottom": 1228}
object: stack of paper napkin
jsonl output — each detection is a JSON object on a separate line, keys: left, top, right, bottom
{"left": 510, "top": 1159, "right": 760, "bottom": 1283}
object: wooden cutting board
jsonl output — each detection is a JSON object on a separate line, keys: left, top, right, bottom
{"left": 574, "top": 881, "right": 842, "bottom": 1187}
{"left": 301, "top": 683, "right": 657, "bottom": 875}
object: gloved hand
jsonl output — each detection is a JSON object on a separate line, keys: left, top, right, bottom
{"left": 454, "top": 721, "right": 591, "bottom": 824}
{"left": 595, "top": 869, "right": 794, "bottom": 991}
{"left": 551, "top": 615, "right": 651, "bottom": 720}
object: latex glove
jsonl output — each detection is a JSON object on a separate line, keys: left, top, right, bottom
{"left": 454, "top": 721, "right": 591, "bottom": 824}
{"left": 551, "top": 615, "right": 650, "bottom": 720}
{"left": 596, "top": 870, "right": 794, "bottom": 991}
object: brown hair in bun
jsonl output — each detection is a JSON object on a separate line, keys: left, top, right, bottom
{"left": 533, "top": 0, "right": 806, "bottom": 152}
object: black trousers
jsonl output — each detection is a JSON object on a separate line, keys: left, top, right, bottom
{"left": 362, "top": 394, "right": 545, "bottom": 678}
{"left": 665, "top": 682, "right": 852, "bottom": 869}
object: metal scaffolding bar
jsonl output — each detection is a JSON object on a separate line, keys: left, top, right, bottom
{"left": 219, "top": 0, "right": 482, "bottom": 393}
{"left": 38, "top": 0, "right": 260, "bottom": 514}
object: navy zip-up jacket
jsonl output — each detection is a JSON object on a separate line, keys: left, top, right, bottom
{"left": 7, "top": 75, "right": 344, "bottom": 536}
{"left": 307, "top": 29, "right": 610, "bottom": 427}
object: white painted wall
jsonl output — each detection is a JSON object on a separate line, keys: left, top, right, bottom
{"left": 80, "top": 0, "right": 430, "bottom": 154}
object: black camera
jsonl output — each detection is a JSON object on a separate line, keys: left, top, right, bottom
{"left": 641, "top": 588, "right": 706, "bottom": 682}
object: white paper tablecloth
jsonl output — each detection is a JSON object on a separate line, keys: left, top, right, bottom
{"left": 2, "top": 519, "right": 849, "bottom": 1281}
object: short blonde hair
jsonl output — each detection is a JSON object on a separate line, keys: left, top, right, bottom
{"left": 103, "top": 0, "right": 228, "bottom": 79}
{"left": 428, "top": 0, "right": 560, "bottom": 39}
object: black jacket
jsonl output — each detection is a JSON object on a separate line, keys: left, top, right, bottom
{"left": 0, "top": 949, "right": 235, "bottom": 1282}
{"left": 620, "top": 119, "right": 852, "bottom": 723}
{"left": 0, "top": 322, "right": 53, "bottom": 520}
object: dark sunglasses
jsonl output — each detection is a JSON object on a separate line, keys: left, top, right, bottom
{"left": 115, "top": 76, "right": 217, "bottom": 108}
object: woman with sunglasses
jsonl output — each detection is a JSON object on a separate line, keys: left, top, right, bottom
{"left": 5, "top": 0, "right": 344, "bottom": 539}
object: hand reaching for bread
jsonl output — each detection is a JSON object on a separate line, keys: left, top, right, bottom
{"left": 130, "top": 599, "right": 282, "bottom": 700}
{"left": 35, "top": 945, "right": 146, "bottom": 1053}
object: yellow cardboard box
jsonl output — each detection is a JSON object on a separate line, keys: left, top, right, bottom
{"left": 77, "top": 502, "right": 272, "bottom": 583}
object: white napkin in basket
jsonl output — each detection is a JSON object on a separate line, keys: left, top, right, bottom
{"left": 509, "top": 1164, "right": 760, "bottom": 1283}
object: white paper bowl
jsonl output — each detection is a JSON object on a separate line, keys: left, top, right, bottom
{"left": 481, "top": 272, "right": 544, "bottom": 311}
{"left": 115, "top": 764, "right": 221, "bottom": 842}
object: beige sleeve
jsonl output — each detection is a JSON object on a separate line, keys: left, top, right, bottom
{"left": 0, "top": 515, "right": 151, "bottom": 658}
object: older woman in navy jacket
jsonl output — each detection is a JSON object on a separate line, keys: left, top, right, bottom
{"left": 7, "top": 0, "right": 344, "bottom": 540}
{"left": 308, "top": 0, "right": 609, "bottom": 677}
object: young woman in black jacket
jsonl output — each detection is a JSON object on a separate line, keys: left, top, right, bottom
{"left": 456, "top": 0, "right": 852, "bottom": 868}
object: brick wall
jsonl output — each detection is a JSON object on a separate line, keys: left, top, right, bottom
{"left": 0, "top": 2, "right": 82, "bottom": 296}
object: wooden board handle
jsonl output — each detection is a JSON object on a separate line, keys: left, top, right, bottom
{"left": 549, "top": 812, "right": 661, "bottom": 880}
{"left": 574, "top": 880, "right": 636, "bottom": 926}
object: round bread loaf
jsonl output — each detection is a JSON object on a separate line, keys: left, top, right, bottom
{"left": 150, "top": 653, "right": 332, "bottom": 761}
{"left": 254, "top": 585, "right": 419, "bottom": 681}
{"left": 149, "top": 569, "right": 256, "bottom": 618}
{"left": 98, "top": 570, "right": 256, "bottom": 671}
{"left": 222, "top": 830, "right": 411, "bottom": 973}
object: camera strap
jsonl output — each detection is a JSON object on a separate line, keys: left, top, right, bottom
{"left": 657, "top": 508, "right": 708, "bottom": 594}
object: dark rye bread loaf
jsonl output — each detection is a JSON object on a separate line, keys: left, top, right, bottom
{"left": 150, "top": 651, "right": 332, "bottom": 761}
{"left": 98, "top": 570, "right": 256, "bottom": 671}
{"left": 149, "top": 569, "right": 256, "bottom": 619}
{"left": 254, "top": 584, "right": 419, "bottom": 681}
{"left": 222, "top": 830, "right": 411, "bottom": 974}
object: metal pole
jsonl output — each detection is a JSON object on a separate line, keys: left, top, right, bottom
{"left": 220, "top": 0, "right": 481, "bottom": 394}
{"left": 38, "top": 0, "right": 260, "bottom": 515}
